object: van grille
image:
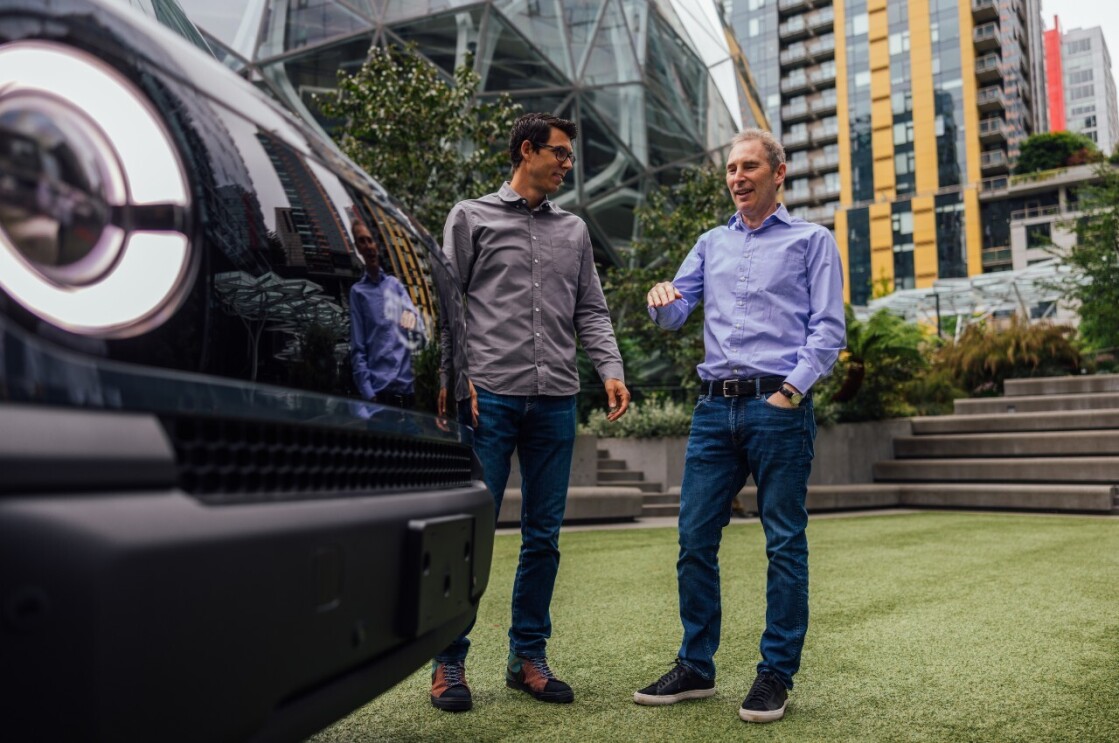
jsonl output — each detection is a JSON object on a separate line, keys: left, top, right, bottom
{"left": 161, "top": 415, "right": 473, "bottom": 504}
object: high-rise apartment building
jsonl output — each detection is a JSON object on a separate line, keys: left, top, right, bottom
{"left": 727, "top": 0, "right": 1047, "bottom": 304}
{"left": 1057, "top": 23, "right": 1119, "bottom": 155}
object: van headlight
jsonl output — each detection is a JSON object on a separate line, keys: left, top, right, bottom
{"left": 0, "top": 40, "right": 192, "bottom": 337}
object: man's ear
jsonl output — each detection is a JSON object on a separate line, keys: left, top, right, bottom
{"left": 774, "top": 162, "right": 787, "bottom": 188}
{"left": 519, "top": 138, "right": 536, "bottom": 161}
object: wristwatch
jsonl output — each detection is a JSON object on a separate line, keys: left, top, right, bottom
{"left": 778, "top": 384, "right": 804, "bottom": 407}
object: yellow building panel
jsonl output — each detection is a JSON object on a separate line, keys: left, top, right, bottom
{"left": 957, "top": 0, "right": 981, "bottom": 188}
{"left": 834, "top": 207, "right": 850, "bottom": 304}
{"left": 869, "top": 201, "right": 895, "bottom": 295}
{"left": 868, "top": 3, "right": 894, "bottom": 200}
{"left": 912, "top": 196, "right": 938, "bottom": 287}
{"left": 834, "top": 0, "right": 851, "bottom": 206}
{"left": 908, "top": 0, "right": 938, "bottom": 195}
{"left": 964, "top": 187, "right": 983, "bottom": 275}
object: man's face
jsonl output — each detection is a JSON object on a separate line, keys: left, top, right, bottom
{"left": 521, "top": 126, "right": 575, "bottom": 195}
{"left": 725, "top": 138, "right": 785, "bottom": 224}
{"left": 354, "top": 223, "right": 379, "bottom": 275}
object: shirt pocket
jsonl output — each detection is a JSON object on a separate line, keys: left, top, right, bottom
{"left": 550, "top": 238, "right": 581, "bottom": 277}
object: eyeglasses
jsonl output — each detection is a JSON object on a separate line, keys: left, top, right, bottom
{"left": 537, "top": 143, "right": 576, "bottom": 165}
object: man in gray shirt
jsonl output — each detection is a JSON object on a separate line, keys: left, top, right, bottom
{"left": 431, "top": 112, "right": 629, "bottom": 713}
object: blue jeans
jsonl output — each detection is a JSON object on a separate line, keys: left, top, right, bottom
{"left": 436, "top": 387, "right": 576, "bottom": 663}
{"left": 676, "top": 393, "right": 816, "bottom": 689}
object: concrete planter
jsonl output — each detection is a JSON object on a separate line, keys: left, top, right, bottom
{"left": 597, "top": 419, "right": 912, "bottom": 490}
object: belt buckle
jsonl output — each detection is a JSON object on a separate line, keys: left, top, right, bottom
{"left": 722, "top": 379, "right": 742, "bottom": 397}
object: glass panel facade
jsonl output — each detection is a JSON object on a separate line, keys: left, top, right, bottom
{"left": 847, "top": 207, "right": 872, "bottom": 305}
{"left": 181, "top": 0, "right": 765, "bottom": 268}
{"left": 935, "top": 192, "right": 967, "bottom": 279}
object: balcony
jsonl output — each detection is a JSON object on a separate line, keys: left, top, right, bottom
{"left": 1010, "top": 204, "right": 1062, "bottom": 221}
{"left": 975, "top": 53, "right": 1002, "bottom": 84}
{"left": 782, "top": 98, "right": 810, "bottom": 121}
{"left": 810, "top": 90, "right": 838, "bottom": 116}
{"left": 977, "top": 84, "right": 1007, "bottom": 112}
{"left": 972, "top": 0, "right": 998, "bottom": 23}
{"left": 981, "top": 148, "right": 1009, "bottom": 174}
{"left": 797, "top": 204, "right": 836, "bottom": 225}
{"left": 783, "top": 128, "right": 810, "bottom": 148}
{"left": 783, "top": 187, "right": 814, "bottom": 207}
{"left": 809, "top": 151, "right": 841, "bottom": 172}
{"left": 780, "top": 35, "right": 835, "bottom": 67}
{"left": 780, "top": 72, "right": 810, "bottom": 95}
{"left": 979, "top": 117, "right": 1008, "bottom": 144}
{"left": 778, "top": 0, "right": 813, "bottom": 15}
{"left": 785, "top": 155, "right": 811, "bottom": 176}
{"left": 973, "top": 22, "right": 1001, "bottom": 53}
{"left": 981, "top": 245, "right": 1013, "bottom": 271}
{"left": 809, "top": 120, "right": 839, "bottom": 145}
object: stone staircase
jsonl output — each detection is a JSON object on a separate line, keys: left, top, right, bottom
{"left": 869, "top": 374, "right": 1119, "bottom": 513}
{"left": 596, "top": 448, "right": 679, "bottom": 517}
{"left": 602, "top": 374, "right": 1119, "bottom": 518}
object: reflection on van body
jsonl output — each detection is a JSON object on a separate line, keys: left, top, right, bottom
{"left": 0, "top": 1, "right": 490, "bottom": 741}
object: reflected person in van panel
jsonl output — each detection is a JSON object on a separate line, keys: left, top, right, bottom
{"left": 349, "top": 219, "right": 423, "bottom": 409}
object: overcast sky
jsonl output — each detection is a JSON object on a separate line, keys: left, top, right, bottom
{"left": 1042, "top": 0, "right": 1119, "bottom": 86}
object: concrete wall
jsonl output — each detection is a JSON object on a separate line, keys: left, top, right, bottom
{"left": 597, "top": 419, "right": 911, "bottom": 488}
{"left": 809, "top": 419, "right": 912, "bottom": 485}
{"left": 505, "top": 434, "right": 598, "bottom": 490}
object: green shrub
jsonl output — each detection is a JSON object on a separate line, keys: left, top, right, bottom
{"left": 932, "top": 318, "right": 1081, "bottom": 395}
{"left": 581, "top": 395, "right": 692, "bottom": 438}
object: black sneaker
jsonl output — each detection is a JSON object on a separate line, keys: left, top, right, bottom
{"left": 633, "top": 660, "right": 716, "bottom": 706}
{"left": 430, "top": 660, "right": 472, "bottom": 712}
{"left": 739, "top": 670, "right": 788, "bottom": 723}
{"left": 506, "top": 656, "right": 574, "bottom": 703}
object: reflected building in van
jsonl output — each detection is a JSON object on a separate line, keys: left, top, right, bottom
{"left": 180, "top": 0, "right": 767, "bottom": 266}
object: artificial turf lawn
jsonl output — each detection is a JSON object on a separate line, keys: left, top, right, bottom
{"left": 311, "top": 511, "right": 1119, "bottom": 742}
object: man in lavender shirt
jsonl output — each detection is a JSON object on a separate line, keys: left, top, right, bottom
{"left": 633, "top": 128, "right": 845, "bottom": 723}
{"left": 349, "top": 220, "right": 423, "bottom": 408}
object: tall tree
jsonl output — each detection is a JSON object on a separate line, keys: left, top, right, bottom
{"left": 601, "top": 164, "right": 730, "bottom": 390}
{"left": 1058, "top": 164, "right": 1119, "bottom": 351}
{"left": 317, "top": 43, "right": 521, "bottom": 232}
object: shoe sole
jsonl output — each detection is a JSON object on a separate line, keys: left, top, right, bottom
{"left": 633, "top": 687, "right": 717, "bottom": 706}
{"left": 505, "top": 678, "right": 574, "bottom": 703}
{"left": 738, "top": 700, "right": 787, "bottom": 723}
{"left": 430, "top": 696, "right": 473, "bottom": 712}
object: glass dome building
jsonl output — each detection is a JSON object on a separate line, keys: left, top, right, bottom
{"left": 180, "top": 0, "right": 767, "bottom": 265}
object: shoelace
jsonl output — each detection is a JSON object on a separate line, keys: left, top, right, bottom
{"left": 656, "top": 661, "right": 690, "bottom": 690}
{"left": 442, "top": 661, "right": 466, "bottom": 686}
{"left": 528, "top": 657, "right": 557, "bottom": 680}
{"left": 744, "top": 672, "right": 783, "bottom": 705}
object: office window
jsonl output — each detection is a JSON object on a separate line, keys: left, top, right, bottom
{"left": 1026, "top": 223, "right": 1051, "bottom": 250}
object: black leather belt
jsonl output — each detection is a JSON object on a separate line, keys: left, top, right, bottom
{"left": 703, "top": 376, "right": 785, "bottom": 397}
{"left": 373, "top": 391, "right": 415, "bottom": 408}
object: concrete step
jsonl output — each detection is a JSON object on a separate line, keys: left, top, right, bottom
{"left": 873, "top": 456, "right": 1119, "bottom": 484}
{"left": 911, "top": 409, "right": 1119, "bottom": 435}
{"left": 953, "top": 392, "right": 1119, "bottom": 416}
{"left": 1005, "top": 374, "right": 1119, "bottom": 397}
{"left": 737, "top": 483, "right": 1116, "bottom": 513}
{"left": 597, "top": 469, "right": 645, "bottom": 484}
{"left": 597, "top": 459, "right": 627, "bottom": 471}
{"left": 641, "top": 503, "right": 680, "bottom": 517}
{"left": 894, "top": 430, "right": 1119, "bottom": 458}
{"left": 642, "top": 493, "right": 680, "bottom": 505}
{"left": 635, "top": 482, "right": 664, "bottom": 493}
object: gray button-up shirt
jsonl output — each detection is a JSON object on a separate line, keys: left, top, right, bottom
{"left": 442, "top": 183, "right": 624, "bottom": 396}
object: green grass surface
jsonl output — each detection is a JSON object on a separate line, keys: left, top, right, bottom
{"left": 312, "top": 512, "right": 1119, "bottom": 742}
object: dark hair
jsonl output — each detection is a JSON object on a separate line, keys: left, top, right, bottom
{"left": 509, "top": 112, "right": 577, "bottom": 170}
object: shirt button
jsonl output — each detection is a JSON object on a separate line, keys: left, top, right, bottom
{"left": 534, "top": 259, "right": 539, "bottom": 263}
{"left": 535, "top": 307, "right": 540, "bottom": 312}
{"left": 534, "top": 282, "right": 539, "bottom": 287}
{"left": 535, "top": 332, "right": 540, "bottom": 336}
{"left": 532, "top": 235, "right": 537, "bottom": 239}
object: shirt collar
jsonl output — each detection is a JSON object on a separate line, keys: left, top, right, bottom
{"left": 499, "top": 181, "right": 558, "bottom": 212}
{"left": 727, "top": 203, "right": 792, "bottom": 232}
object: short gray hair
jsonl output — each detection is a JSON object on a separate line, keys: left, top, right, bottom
{"left": 730, "top": 128, "right": 785, "bottom": 170}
